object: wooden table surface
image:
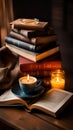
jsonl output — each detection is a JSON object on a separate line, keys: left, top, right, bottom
{"left": 0, "top": 101, "right": 73, "bottom": 130}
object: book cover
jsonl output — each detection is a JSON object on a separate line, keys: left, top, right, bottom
{"left": 10, "top": 18, "right": 49, "bottom": 31}
{"left": 0, "top": 88, "right": 73, "bottom": 118}
{"left": 30, "top": 35, "right": 57, "bottom": 45}
{"left": 5, "top": 36, "right": 58, "bottom": 52}
{"left": 9, "top": 30, "right": 57, "bottom": 46}
{"left": 6, "top": 43, "right": 60, "bottom": 62}
{"left": 12, "top": 27, "right": 55, "bottom": 38}
{"left": 19, "top": 56, "right": 61, "bottom": 72}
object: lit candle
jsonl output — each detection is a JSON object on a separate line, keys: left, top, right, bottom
{"left": 20, "top": 74, "right": 37, "bottom": 86}
{"left": 19, "top": 74, "right": 37, "bottom": 94}
{"left": 50, "top": 70, "right": 65, "bottom": 89}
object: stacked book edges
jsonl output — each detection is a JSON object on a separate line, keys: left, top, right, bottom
{"left": 5, "top": 18, "right": 59, "bottom": 62}
{"left": 5, "top": 18, "right": 61, "bottom": 78}
{"left": 19, "top": 53, "right": 62, "bottom": 78}
{"left": 6, "top": 43, "right": 59, "bottom": 62}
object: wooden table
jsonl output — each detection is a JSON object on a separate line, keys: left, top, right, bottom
{"left": 0, "top": 101, "right": 73, "bottom": 130}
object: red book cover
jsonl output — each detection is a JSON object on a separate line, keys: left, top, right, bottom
{"left": 19, "top": 52, "right": 62, "bottom": 73}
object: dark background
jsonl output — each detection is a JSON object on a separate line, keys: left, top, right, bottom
{"left": 13, "top": 0, "right": 52, "bottom": 22}
{"left": 0, "top": 0, "right": 73, "bottom": 47}
{"left": 12, "top": 0, "right": 73, "bottom": 72}
{"left": 13, "top": 0, "right": 73, "bottom": 33}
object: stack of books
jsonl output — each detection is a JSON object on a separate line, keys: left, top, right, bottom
{"left": 5, "top": 18, "right": 59, "bottom": 61}
{"left": 2, "top": 19, "right": 73, "bottom": 119}
{"left": 5, "top": 18, "right": 61, "bottom": 78}
{"left": 19, "top": 53, "right": 61, "bottom": 78}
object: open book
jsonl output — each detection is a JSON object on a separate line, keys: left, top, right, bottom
{"left": 0, "top": 88, "right": 73, "bottom": 118}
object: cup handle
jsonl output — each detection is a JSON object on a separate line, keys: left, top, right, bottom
{"left": 36, "top": 80, "right": 42, "bottom": 87}
{"left": 34, "top": 80, "right": 42, "bottom": 92}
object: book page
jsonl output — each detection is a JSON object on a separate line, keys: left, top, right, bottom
{"left": 0, "top": 90, "right": 28, "bottom": 107}
{"left": 30, "top": 89, "right": 73, "bottom": 113}
{"left": 0, "top": 90, "right": 19, "bottom": 101}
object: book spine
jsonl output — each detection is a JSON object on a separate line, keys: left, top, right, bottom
{"left": 12, "top": 27, "right": 55, "bottom": 38}
{"left": 5, "top": 36, "right": 58, "bottom": 52}
{"left": 20, "top": 70, "right": 51, "bottom": 78}
{"left": 9, "top": 31, "right": 31, "bottom": 43}
{"left": 31, "top": 35, "right": 57, "bottom": 45}
{"left": 10, "top": 30, "right": 57, "bottom": 46}
{"left": 5, "top": 36, "right": 42, "bottom": 52}
{"left": 12, "top": 28, "right": 35, "bottom": 38}
{"left": 20, "top": 61, "right": 61, "bottom": 72}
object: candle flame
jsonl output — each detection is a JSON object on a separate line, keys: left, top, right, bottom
{"left": 27, "top": 74, "right": 30, "bottom": 81}
{"left": 56, "top": 77, "right": 60, "bottom": 82}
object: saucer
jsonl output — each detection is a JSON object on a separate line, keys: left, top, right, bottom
{"left": 11, "top": 81, "right": 45, "bottom": 99}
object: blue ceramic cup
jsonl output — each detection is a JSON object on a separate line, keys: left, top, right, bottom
{"left": 19, "top": 76, "right": 42, "bottom": 94}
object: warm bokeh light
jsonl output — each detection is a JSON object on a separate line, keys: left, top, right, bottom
{"left": 50, "top": 69, "right": 65, "bottom": 89}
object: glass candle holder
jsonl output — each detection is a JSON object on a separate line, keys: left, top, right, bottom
{"left": 50, "top": 69, "right": 65, "bottom": 89}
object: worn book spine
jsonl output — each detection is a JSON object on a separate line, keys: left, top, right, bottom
{"left": 20, "top": 70, "right": 51, "bottom": 78}
{"left": 19, "top": 52, "right": 61, "bottom": 71}
{"left": 9, "top": 31, "right": 32, "bottom": 43}
{"left": 5, "top": 36, "right": 35, "bottom": 51}
{"left": 30, "top": 35, "right": 57, "bottom": 45}
{"left": 20, "top": 61, "right": 61, "bottom": 72}
{"left": 5, "top": 36, "right": 44, "bottom": 52}
{"left": 12, "top": 27, "right": 55, "bottom": 38}
{"left": 9, "top": 30, "right": 57, "bottom": 46}
{"left": 5, "top": 36, "right": 58, "bottom": 52}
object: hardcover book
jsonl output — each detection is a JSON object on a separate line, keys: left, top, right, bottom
{"left": 19, "top": 56, "right": 61, "bottom": 72}
{"left": 5, "top": 36, "right": 58, "bottom": 52}
{"left": 6, "top": 43, "right": 59, "bottom": 62}
{"left": 9, "top": 30, "right": 57, "bottom": 46}
{"left": 20, "top": 70, "right": 54, "bottom": 78}
{"left": 12, "top": 27, "right": 55, "bottom": 38}
{"left": 10, "top": 18, "right": 49, "bottom": 31}
{"left": 0, "top": 88, "right": 73, "bottom": 118}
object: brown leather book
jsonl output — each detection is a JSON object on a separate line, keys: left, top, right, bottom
{"left": 12, "top": 27, "right": 55, "bottom": 38}
{"left": 9, "top": 30, "right": 57, "bottom": 46}
{"left": 10, "top": 18, "right": 49, "bottom": 31}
